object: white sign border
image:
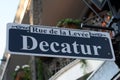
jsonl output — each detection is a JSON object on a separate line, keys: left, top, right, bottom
{"left": 6, "top": 23, "right": 115, "bottom": 61}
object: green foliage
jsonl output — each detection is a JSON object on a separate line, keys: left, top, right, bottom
{"left": 80, "top": 59, "right": 87, "bottom": 68}
{"left": 13, "top": 65, "right": 31, "bottom": 80}
{"left": 36, "top": 59, "right": 44, "bottom": 80}
{"left": 22, "top": 67, "right": 31, "bottom": 80}
{"left": 56, "top": 18, "right": 81, "bottom": 27}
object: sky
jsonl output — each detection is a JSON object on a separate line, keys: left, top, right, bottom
{"left": 0, "top": 0, "right": 20, "bottom": 60}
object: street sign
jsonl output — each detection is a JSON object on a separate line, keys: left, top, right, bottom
{"left": 6, "top": 23, "right": 115, "bottom": 60}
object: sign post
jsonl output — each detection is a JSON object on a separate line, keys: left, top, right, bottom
{"left": 6, "top": 23, "right": 115, "bottom": 60}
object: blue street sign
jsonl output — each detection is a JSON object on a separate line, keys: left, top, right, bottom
{"left": 6, "top": 23, "right": 115, "bottom": 60}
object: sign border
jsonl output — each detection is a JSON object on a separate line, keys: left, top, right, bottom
{"left": 6, "top": 23, "right": 115, "bottom": 61}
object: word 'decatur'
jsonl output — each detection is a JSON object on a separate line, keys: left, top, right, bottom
{"left": 21, "top": 35, "right": 101, "bottom": 56}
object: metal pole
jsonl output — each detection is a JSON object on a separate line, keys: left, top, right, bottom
{"left": 30, "top": 0, "right": 36, "bottom": 80}
{"left": 81, "top": 23, "right": 114, "bottom": 31}
{"left": 31, "top": 56, "right": 36, "bottom": 80}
